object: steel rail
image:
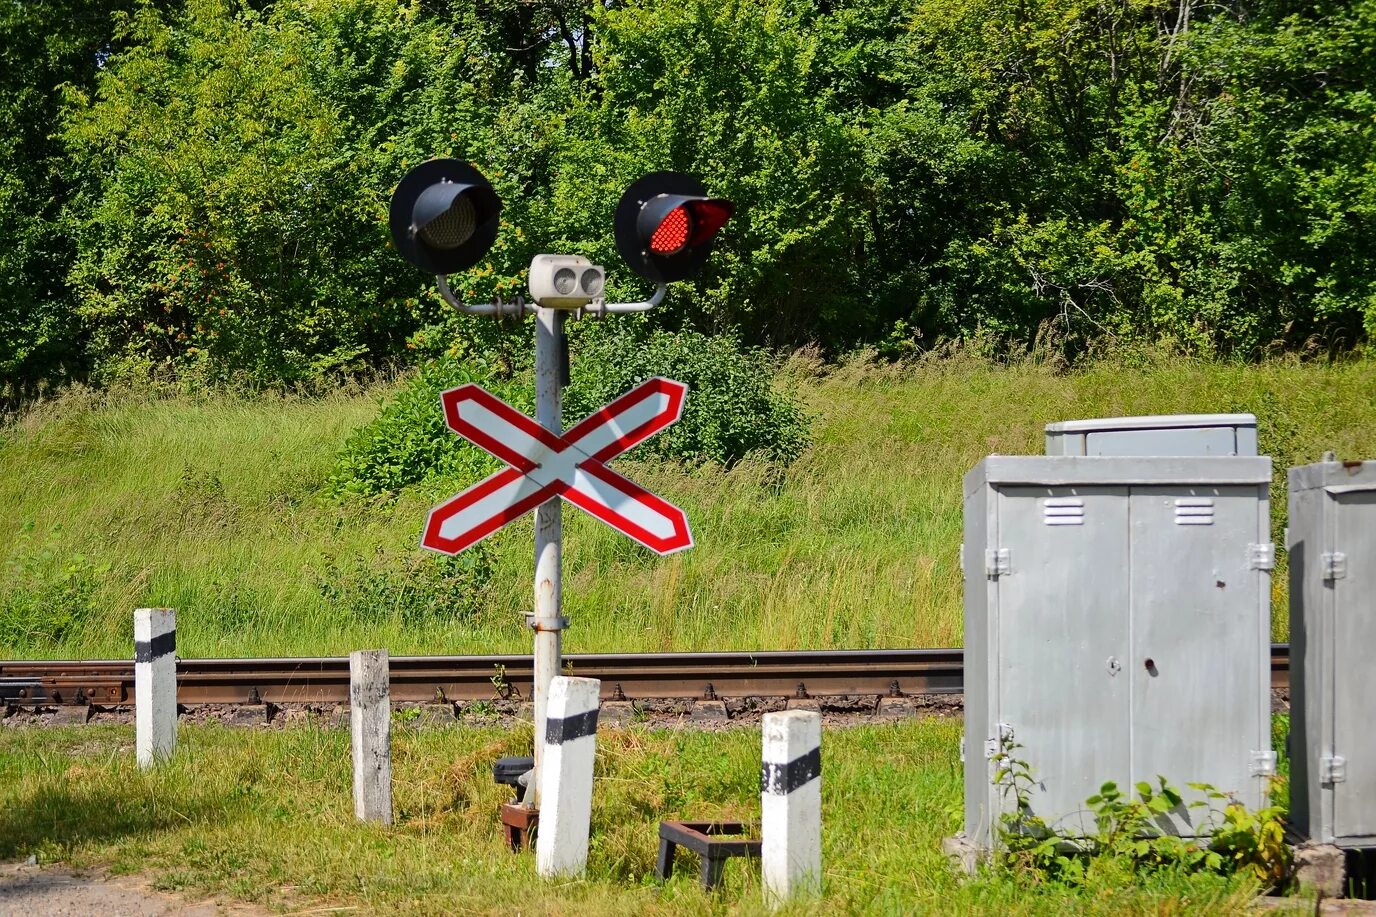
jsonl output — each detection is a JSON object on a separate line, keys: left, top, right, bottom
{"left": 0, "top": 645, "right": 1291, "bottom": 707}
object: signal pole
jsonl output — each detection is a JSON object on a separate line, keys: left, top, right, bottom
{"left": 530, "top": 306, "right": 565, "bottom": 806}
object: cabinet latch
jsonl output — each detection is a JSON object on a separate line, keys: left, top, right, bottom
{"left": 1323, "top": 552, "right": 1347, "bottom": 582}
{"left": 1250, "top": 750, "right": 1277, "bottom": 776}
{"left": 1248, "top": 543, "right": 1275, "bottom": 571}
{"left": 1321, "top": 755, "right": 1347, "bottom": 783}
{"left": 985, "top": 548, "right": 1011, "bottom": 579}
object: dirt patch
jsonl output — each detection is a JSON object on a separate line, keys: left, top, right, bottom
{"left": 0, "top": 862, "right": 270, "bottom": 916}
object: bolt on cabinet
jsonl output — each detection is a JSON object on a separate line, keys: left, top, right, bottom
{"left": 962, "top": 456, "right": 1274, "bottom": 850}
{"left": 1288, "top": 461, "right": 1376, "bottom": 847}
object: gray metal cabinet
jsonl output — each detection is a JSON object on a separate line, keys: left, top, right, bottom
{"left": 1288, "top": 461, "right": 1376, "bottom": 847}
{"left": 963, "top": 456, "right": 1274, "bottom": 850}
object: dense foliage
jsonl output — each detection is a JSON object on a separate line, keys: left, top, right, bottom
{"left": 328, "top": 356, "right": 529, "bottom": 497}
{"left": 330, "top": 329, "right": 809, "bottom": 497}
{"left": 1, "top": 0, "right": 1373, "bottom": 394}
{"left": 563, "top": 327, "right": 811, "bottom": 466}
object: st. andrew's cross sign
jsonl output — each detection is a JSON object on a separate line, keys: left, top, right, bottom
{"left": 421, "top": 377, "right": 694, "bottom": 556}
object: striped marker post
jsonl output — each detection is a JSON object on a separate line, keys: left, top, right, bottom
{"left": 536, "top": 676, "right": 601, "bottom": 878}
{"left": 761, "top": 710, "right": 822, "bottom": 905}
{"left": 134, "top": 608, "right": 177, "bottom": 769}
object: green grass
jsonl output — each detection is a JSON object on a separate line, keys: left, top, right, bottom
{"left": 0, "top": 719, "right": 1261, "bottom": 914}
{"left": 3, "top": 352, "right": 1376, "bottom": 658}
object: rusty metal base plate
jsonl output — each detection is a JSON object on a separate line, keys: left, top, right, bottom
{"left": 500, "top": 803, "right": 538, "bottom": 852}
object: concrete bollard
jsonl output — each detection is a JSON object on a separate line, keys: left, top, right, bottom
{"left": 350, "top": 649, "right": 392, "bottom": 825}
{"left": 134, "top": 608, "right": 177, "bottom": 769}
{"left": 761, "top": 709, "right": 822, "bottom": 906}
{"left": 536, "top": 676, "right": 601, "bottom": 878}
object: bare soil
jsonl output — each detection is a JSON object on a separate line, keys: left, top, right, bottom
{"left": 0, "top": 862, "right": 270, "bottom": 916}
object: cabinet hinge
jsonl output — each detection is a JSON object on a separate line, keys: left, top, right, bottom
{"left": 1248, "top": 543, "right": 1275, "bottom": 571}
{"left": 985, "top": 548, "right": 1011, "bottom": 579}
{"left": 1323, "top": 552, "right": 1347, "bottom": 582}
{"left": 1321, "top": 755, "right": 1347, "bottom": 784}
{"left": 1250, "top": 750, "right": 1277, "bottom": 776}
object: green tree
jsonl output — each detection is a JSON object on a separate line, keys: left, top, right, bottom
{"left": 0, "top": 0, "right": 156, "bottom": 400}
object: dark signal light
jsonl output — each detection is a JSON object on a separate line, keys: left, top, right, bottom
{"left": 616, "top": 171, "right": 735, "bottom": 283}
{"left": 389, "top": 159, "right": 502, "bottom": 275}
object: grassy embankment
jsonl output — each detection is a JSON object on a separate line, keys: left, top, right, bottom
{"left": 2, "top": 353, "right": 1375, "bottom": 659}
{"left": 0, "top": 719, "right": 1265, "bottom": 915}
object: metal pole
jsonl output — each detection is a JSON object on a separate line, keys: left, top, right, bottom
{"left": 531, "top": 306, "right": 565, "bottom": 806}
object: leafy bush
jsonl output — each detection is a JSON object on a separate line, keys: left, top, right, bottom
{"left": 0, "top": 523, "right": 107, "bottom": 651}
{"left": 0, "top": 0, "right": 1364, "bottom": 398}
{"left": 328, "top": 357, "right": 529, "bottom": 497}
{"left": 330, "top": 330, "right": 810, "bottom": 497}
{"left": 565, "top": 328, "right": 811, "bottom": 467}
{"left": 993, "top": 740, "right": 1290, "bottom": 887}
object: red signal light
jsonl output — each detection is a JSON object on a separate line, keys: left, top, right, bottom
{"left": 650, "top": 207, "right": 691, "bottom": 254}
{"left": 616, "top": 171, "right": 735, "bottom": 283}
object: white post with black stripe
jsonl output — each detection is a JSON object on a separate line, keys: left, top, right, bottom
{"left": 535, "top": 675, "right": 600, "bottom": 878}
{"left": 761, "top": 709, "right": 822, "bottom": 905}
{"left": 134, "top": 608, "right": 177, "bottom": 769}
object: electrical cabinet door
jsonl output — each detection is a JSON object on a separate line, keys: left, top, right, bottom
{"left": 1130, "top": 486, "right": 1269, "bottom": 825}
{"left": 1331, "top": 489, "right": 1376, "bottom": 840}
{"left": 995, "top": 486, "right": 1131, "bottom": 835}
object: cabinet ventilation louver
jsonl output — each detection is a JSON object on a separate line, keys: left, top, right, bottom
{"left": 1042, "top": 497, "right": 1084, "bottom": 526}
{"left": 1174, "top": 497, "right": 1215, "bottom": 525}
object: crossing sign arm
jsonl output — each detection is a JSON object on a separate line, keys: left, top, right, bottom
{"left": 564, "top": 460, "right": 693, "bottom": 555}
{"left": 422, "top": 378, "right": 694, "bottom": 556}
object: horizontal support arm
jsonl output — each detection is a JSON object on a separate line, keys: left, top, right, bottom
{"left": 436, "top": 275, "right": 531, "bottom": 318}
{"left": 434, "top": 276, "right": 667, "bottom": 319}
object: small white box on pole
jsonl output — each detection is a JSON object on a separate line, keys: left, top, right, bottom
{"left": 536, "top": 675, "right": 601, "bottom": 878}
{"left": 350, "top": 649, "right": 393, "bottom": 825}
{"left": 761, "top": 709, "right": 822, "bottom": 905}
{"left": 134, "top": 608, "right": 177, "bottom": 769}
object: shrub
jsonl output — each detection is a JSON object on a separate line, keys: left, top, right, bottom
{"left": 329, "top": 330, "right": 810, "bottom": 497}
{"left": 564, "top": 328, "right": 811, "bottom": 467}
{"left": 993, "top": 739, "right": 1290, "bottom": 887}
{"left": 327, "top": 357, "right": 528, "bottom": 497}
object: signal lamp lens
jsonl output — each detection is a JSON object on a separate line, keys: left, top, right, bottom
{"left": 580, "top": 269, "right": 603, "bottom": 295}
{"left": 553, "top": 267, "right": 578, "bottom": 295}
{"left": 418, "top": 195, "right": 477, "bottom": 250}
{"left": 649, "top": 206, "right": 691, "bottom": 254}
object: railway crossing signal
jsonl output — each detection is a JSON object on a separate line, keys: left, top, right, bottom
{"left": 422, "top": 378, "right": 693, "bottom": 556}
{"left": 387, "top": 160, "right": 733, "bottom": 838}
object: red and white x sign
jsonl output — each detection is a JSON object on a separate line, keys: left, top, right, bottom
{"left": 421, "top": 377, "right": 693, "bottom": 556}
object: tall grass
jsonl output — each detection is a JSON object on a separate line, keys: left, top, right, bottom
{"left": 3, "top": 352, "right": 1375, "bottom": 659}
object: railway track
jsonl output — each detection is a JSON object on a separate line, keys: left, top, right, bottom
{"left": 0, "top": 645, "right": 1291, "bottom": 707}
